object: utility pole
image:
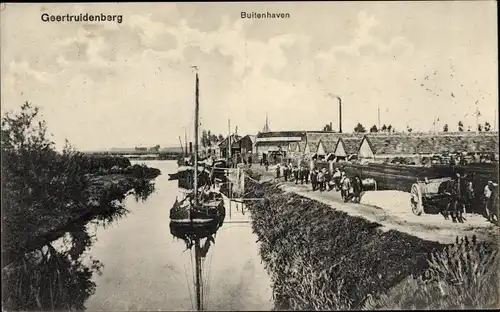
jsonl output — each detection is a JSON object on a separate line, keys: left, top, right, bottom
{"left": 228, "top": 119, "right": 231, "bottom": 160}
{"left": 335, "top": 96, "right": 342, "bottom": 133}
{"left": 377, "top": 103, "right": 381, "bottom": 131}
{"left": 494, "top": 107, "right": 498, "bottom": 131}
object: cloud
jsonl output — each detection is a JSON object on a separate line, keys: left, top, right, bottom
{"left": 1, "top": 3, "right": 496, "bottom": 149}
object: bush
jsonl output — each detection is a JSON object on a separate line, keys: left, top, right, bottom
{"left": 364, "top": 236, "right": 499, "bottom": 309}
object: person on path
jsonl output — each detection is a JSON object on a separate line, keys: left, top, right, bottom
{"left": 333, "top": 168, "right": 342, "bottom": 191}
{"left": 305, "top": 167, "right": 310, "bottom": 184}
{"left": 317, "top": 169, "right": 325, "bottom": 192}
{"left": 484, "top": 181, "right": 498, "bottom": 223}
{"left": 450, "top": 171, "right": 466, "bottom": 223}
{"left": 310, "top": 168, "right": 318, "bottom": 191}
{"left": 265, "top": 160, "right": 269, "bottom": 171}
{"left": 299, "top": 166, "right": 305, "bottom": 184}
{"left": 276, "top": 164, "right": 281, "bottom": 179}
{"left": 293, "top": 165, "right": 299, "bottom": 184}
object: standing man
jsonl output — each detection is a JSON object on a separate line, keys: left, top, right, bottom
{"left": 310, "top": 168, "right": 318, "bottom": 191}
{"left": 484, "top": 181, "right": 498, "bottom": 222}
{"left": 451, "top": 171, "right": 465, "bottom": 223}
{"left": 333, "top": 168, "right": 341, "bottom": 191}
{"left": 317, "top": 169, "right": 325, "bottom": 192}
{"left": 276, "top": 164, "right": 281, "bottom": 179}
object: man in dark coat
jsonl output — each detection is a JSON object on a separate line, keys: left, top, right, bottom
{"left": 310, "top": 168, "right": 318, "bottom": 191}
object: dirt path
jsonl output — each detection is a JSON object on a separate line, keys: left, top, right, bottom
{"left": 251, "top": 166, "right": 497, "bottom": 244}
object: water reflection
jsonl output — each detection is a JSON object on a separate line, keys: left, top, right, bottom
{"left": 1, "top": 180, "right": 156, "bottom": 311}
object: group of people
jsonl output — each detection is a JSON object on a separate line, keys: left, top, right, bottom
{"left": 274, "top": 163, "right": 311, "bottom": 185}
{"left": 274, "top": 163, "right": 363, "bottom": 203}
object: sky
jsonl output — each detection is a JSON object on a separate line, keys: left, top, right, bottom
{"left": 1, "top": 1, "right": 498, "bottom": 151}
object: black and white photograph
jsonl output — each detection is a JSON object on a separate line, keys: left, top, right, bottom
{"left": 1, "top": 1, "right": 498, "bottom": 311}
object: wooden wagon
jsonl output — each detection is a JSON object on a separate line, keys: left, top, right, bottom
{"left": 410, "top": 177, "right": 454, "bottom": 216}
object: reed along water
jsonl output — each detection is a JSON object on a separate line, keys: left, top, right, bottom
{"left": 84, "top": 160, "right": 273, "bottom": 311}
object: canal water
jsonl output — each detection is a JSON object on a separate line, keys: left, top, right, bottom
{"left": 84, "top": 160, "right": 273, "bottom": 311}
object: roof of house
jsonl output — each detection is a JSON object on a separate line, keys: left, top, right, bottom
{"left": 338, "top": 137, "right": 363, "bottom": 155}
{"left": 256, "top": 131, "right": 306, "bottom": 139}
{"left": 218, "top": 134, "right": 242, "bottom": 148}
{"left": 304, "top": 132, "right": 362, "bottom": 153}
{"left": 317, "top": 139, "right": 336, "bottom": 153}
{"left": 254, "top": 141, "right": 289, "bottom": 148}
{"left": 364, "top": 133, "right": 499, "bottom": 155}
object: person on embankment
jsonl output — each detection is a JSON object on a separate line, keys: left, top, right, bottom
{"left": 484, "top": 180, "right": 498, "bottom": 223}
{"left": 311, "top": 168, "right": 318, "bottom": 191}
{"left": 276, "top": 164, "right": 281, "bottom": 179}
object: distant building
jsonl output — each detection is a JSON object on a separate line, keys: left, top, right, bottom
{"left": 217, "top": 134, "right": 242, "bottom": 159}
{"left": 236, "top": 135, "right": 256, "bottom": 155}
{"left": 358, "top": 132, "right": 499, "bottom": 163}
{"left": 303, "top": 132, "right": 346, "bottom": 159}
{"left": 255, "top": 131, "right": 306, "bottom": 164}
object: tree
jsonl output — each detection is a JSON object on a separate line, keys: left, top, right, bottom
{"left": 201, "top": 130, "right": 209, "bottom": 147}
{"left": 1, "top": 102, "right": 53, "bottom": 151}
{"left": 407, "top": 126, "right": 413, "bottom": 133}
{"left": 443, "top": 124, "right": 449, "bottom": 132}
{"left": 381, "top": 124, "right": 387, "bottom": 132}
{"left": 354, "top": 123, "right": 366, "bottom": 133}
{"left": 370, "top": 125, "right": 378, "bottom": 133}
{"left": 484, "top": 122, "right": 491, "bottom": 132}
{"left": 387, "top": 124, "right": 393, "bottom": 133}
{"left": 218, "top": 134, "right": 224, "bottom": 142}
{"left": 478, "top": 124, "right": 483, "bottom": 132}
{"left": 458, "top": 121, "right": 464, "bottom": 132}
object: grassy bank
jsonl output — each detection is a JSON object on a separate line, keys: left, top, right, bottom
{"left": 243, "top": 175, "right": 499, "bottom": 310}
{"left": 1, "top": 103, "right": 162, "bottom": 310}
{"left": 1, "top": 103, "right": 162, "bottom": 265}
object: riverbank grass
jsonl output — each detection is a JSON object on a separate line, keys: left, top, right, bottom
{"left": 243, "top": 173, "right": 499, "bottom": 310}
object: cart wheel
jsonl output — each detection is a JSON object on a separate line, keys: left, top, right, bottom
{"left": 410, "top": 183, "right": 423, "bottom": 216}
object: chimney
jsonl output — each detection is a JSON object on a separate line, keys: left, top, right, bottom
{"left": 189, "top": 142, "right": 193, "bottom": 154}
{"left": 329, "top": 122, "right": 332, "bottom": 131}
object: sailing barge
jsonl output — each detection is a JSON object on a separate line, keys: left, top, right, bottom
{"left": 168, "top": 67, "right": 226, "bottom": 311}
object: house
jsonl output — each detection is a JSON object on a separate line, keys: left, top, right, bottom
{"left": 315, "top": 139, "right": 336, "bottom": 159}
{"left": 254, "top": 131, "right": 306, "bottom": 164}
{"left": 334, "top": 136, "right": 363, "bottom": 159}
{"left": 358, "top": 132, "right": 499, "bottom": 163}
{"left": 302, "top": 132, "right": 347, "bottom": 160}
{"left": 217, "top": 134, "right": 242, "bottom": 159}
{"left": 239, "top": 135, "right": 256, "bottom": 155}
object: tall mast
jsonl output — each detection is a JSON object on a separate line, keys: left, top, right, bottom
{"left": 184, "top": 127, "right": 188, "bottom": 156}
{"left": 194, "top": 68, "right": 199, "bottom": 205}
{"left": 192, "top": 66, "right": 203, "bottom": 312}
{"left": 178, "top": 136, "right": 184, "bottom": 156}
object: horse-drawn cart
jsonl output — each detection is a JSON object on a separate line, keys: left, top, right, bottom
{"left": 410, "top": 177, "right": 453, "bottom": 216}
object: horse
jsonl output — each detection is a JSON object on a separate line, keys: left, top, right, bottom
{"left": 441, "top": 176, "right": 475, "bottom": 223}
